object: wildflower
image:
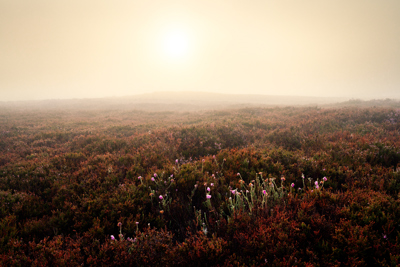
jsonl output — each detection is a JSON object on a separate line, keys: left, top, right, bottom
{"left": 154, "top": 173, "right": 157, "bottom": 177}
{"left": 223, "top": 158, "right": 226, "bottom": 161}
{"left": 149, "top": 193, "right": 154, "bottom": 197}
{"left": 204, "top": 182, "right": 207, "bottom": 186}
{"left": 159, "top": 195, "right": 163, "bottom": 200}
{"left": 207, "top": 187, "right": 211, "bottom": 192}
{"left": 151, "top": 177, "right": 155, "bottom": 182}
{"left": 315, "top": 185, "right": 319, "bottom": 189}
{"left": 206, "top": 194, "right": 212, "bottom": 199}
{"left": 138, "top": 176, "right": 142, "bottom": 180}
{"left": 135, "top": 221, "right": 139, "bottom": 225}
{"left": 231, "top": 190, "right": 236, "bottom": 194}
{"left": 315, "top": 181, "right": 318, "bottom": 186}
{"left": 202, "top": 159, "right": 205, "bottom": 162}
{"left": 323, "top": 177, "right": 327, "bottom": 182}
{"left": 160, "top": 210, "right": 164, "bottom": 214}
{"left": 239, "top": 180, "right": 244, "bottom": 184}
{"left": 302, "top": 173, "right": 305, "bottom": 179}
{"left": 291, "top": 183, "right": 295, "bottom": 187}
{"left": 175, "top": 159, "right": 178, "bottom": 163}
{"left": 259, "top": 172, "right": 263, "bottom": 175}
{"left": 117, "top": 222, "right": 122, "bottom": 227}
{"left": 281, "top": 176, "right": 286, "bottom": 181}
{"left": 249, "top": 183, "right": 253, "bottom": 187}
{"left": 237, "top": 173, "right": 240, "bottom": 176}
{"left": 213, "top": 155, "right": 216, "bottom": 159}
{"left": 212, "top": 174, "right": 215, "bottom": 178}
{"left": 262, "top": 190, "right": 267, "bottom": 195}
{"left": 111, "top": 235, "right": 115, "bottom": 241}
{"left": 171, "top": 179, "right": 174, "bottom": 183}
{"left": 194, "top": 184, "right": 198, "bottom": 188}
{"left": 170, "top": 174, "right": 174, "bottom": 178}
{"left": 210, "top": 183, "right": 214, "bottom": 187}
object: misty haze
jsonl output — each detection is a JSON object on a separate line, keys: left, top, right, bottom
{"left": 1, "top": 1, "right": 400, "bottom": 266}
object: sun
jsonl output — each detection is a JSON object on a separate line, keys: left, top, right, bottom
{"left": 162, "top": 29, "right": 190, "bottom": 60}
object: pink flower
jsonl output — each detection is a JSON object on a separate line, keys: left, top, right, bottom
{"left": 175, "top": 159, "right": 178, "bottom": 163}
{"left": 315, "top": 181, "right": 318, "bottom": 186}
{"left": 323, "top": 177, "right": 327, "bottom": 182}
{"left": 111, "top": 235, "right": 115, "bottom": 241}
{"left": 151, "top": 177, "right": 155, "bottom": 182}
{"left": 210, "top": 183, "right": 214, "bottom": 187}
{"left": 154, "top": 173, "right": 157, "bottom": 177}
{"left": 262, "top": 190, "right": 267, "bottom": 195}
{"left": 291, "top": 183, "right": 295, "bottom": 187}
{"left": 206, "top": 194, "right": 211, "bottom": 199}
{"left": 138, "top": 176, "right": 142, "bottom": 180}
{"left": 135, "top": 221, "right": 139, "bottom": 225}
{"left": 231, "top": 190, "right": 236, "bottom": 194}
{"left": 237, "top": 173, "right": 240, "bottom": 176}
{"left": 159, "top": 195, "right": 163, "bottom": 200}
{"left": 207, "top": 187, "right": 210, "bottom": 192}
{"left": 315, "top": 185, "right": 319, "bottom": 189}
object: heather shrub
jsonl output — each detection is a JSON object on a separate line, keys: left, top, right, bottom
{"left": 1, "top": 106, "right": 400, "bottom": 265}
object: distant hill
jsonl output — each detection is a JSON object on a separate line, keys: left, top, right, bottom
{"left": 2, "top": 91, "right": 400, "bottom": 111}
{"left": 0, "top": 91, "right": 350, "bottom": 111}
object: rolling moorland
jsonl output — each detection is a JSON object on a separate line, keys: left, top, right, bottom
{"left": 1, "top": 96, "right": 400, "bottom": 266}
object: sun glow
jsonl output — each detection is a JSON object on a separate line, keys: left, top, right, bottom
{"left": 162, "top": 29, "right": 190, "bottom": 60}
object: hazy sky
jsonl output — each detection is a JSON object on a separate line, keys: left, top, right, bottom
{"left": 1, "top": 0, "right": 400, "bottom": 101}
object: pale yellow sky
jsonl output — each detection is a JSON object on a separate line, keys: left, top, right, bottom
{"left": 1, "top": 0, "right": 400, "bottom": 101}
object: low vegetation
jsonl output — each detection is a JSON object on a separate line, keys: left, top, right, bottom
{"left": 1, "top": 101, "right": 400, "bottom": 266}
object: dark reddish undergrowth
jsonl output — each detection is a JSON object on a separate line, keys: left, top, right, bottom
{"left": 1, "top": 105, "right": 400, "bottom": 266}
